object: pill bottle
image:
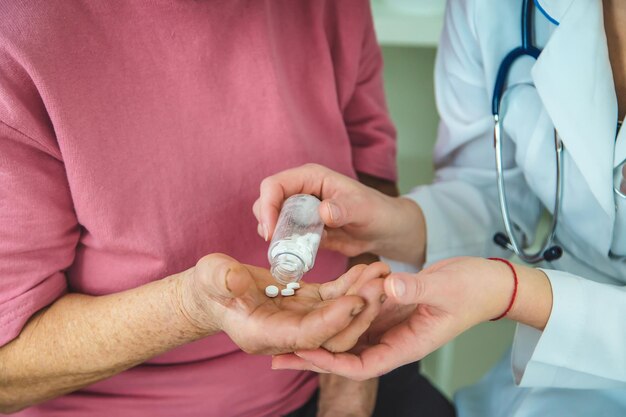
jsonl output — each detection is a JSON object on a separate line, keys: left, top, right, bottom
{"left": 268, "top": 194, "right": 324, "bottom": 285}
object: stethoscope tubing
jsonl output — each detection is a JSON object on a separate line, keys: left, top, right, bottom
{"left": 493, "top": 114, "right": 564, "bottom": 263}
{"left": 491, "top": 0, "right": 564, "bottom": 263}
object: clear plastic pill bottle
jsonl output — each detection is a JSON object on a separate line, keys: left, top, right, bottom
{"left": 268, "top": 194, "right": 324, "bottom": 285}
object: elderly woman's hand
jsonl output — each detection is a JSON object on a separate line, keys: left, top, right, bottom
{"left": 177, "top": 254, "right": 390, "bottom": 355}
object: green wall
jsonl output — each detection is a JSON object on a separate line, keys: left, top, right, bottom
{"left": 381, "top": 47, "right": 438, "bottom": 193}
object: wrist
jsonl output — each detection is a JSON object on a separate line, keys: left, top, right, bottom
{"left": 318, "top": 374, "right": 377, "bottom": 417}
{"left": 507, "top": 266, "right": 553, "bottom": 330}
{"left": 170, "top": 267, "right": 223, "bottom": 337}
{"left": 483, "top": 260, "right": 553, "bottom": 330}
{"left": 375, "top": 197, "right": 426, "bottom": 267}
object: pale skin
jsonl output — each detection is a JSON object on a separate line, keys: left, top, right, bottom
{"left": 0, "top": 254, "right": 390, "bottom": 413}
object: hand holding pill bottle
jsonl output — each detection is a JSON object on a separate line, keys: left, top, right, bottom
{"left": 268, "top": 194, "right": 323, "bottom": 285}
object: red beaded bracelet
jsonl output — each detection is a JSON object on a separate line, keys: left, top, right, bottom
{"left": 487, "top": 257, "right": 519, "bottom": 321}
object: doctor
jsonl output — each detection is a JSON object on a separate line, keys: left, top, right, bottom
{"left": 255, "top": 0, "right": 626, "bottom": 415}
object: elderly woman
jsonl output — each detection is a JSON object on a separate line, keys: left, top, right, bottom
{"left": 0, "top": 1, "right": 454, "bottom": 416}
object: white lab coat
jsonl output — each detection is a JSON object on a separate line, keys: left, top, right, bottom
{"left": 398, "top": 0, "right": 626, "bottom": 415}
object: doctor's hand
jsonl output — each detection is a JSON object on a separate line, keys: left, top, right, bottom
{"left": 271, "top": 257, "right": 552, "bottom": 380}
{"left": 178, "top": 254, "right": 389, "bottom": 355}
{"left": 253, "top": 164, "right": 426, "bottom": 265}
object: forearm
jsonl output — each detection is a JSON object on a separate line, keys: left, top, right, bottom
{"left": 0, "top": 269, "right": 213, "bottom": 413}
{"left": 375, "top": 197, "right": 426, "bottom": 267}
{"left": 357, "top": 169, "right": 426, "bottom": 266}
{"left": 318, "top": 373, "right": 378, "bottom": 417}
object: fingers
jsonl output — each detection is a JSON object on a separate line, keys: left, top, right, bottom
{"left": 257, "top": 164, "right": 335, "bottom": 240}
{"left": 252, "top": 200, "right": 268, "bottom": 241}
{"left": 319, "top": 199, "right": 350, "bottom": 228}
{"left": 315, "top": 262, "right": 390, "bottom": 352}
{"left": 290, "top": 295, "right": 367, "bottom": 350}
{"left": 271, "top": 354, "right": 330, "bottom": 373}
{"left": 273, "top": 345, "right": 405, "bottom": 381}
{"left": 194, "top": 253, "right": 253, "bottom": 299}
{"left": 346, "top": 262, "right": 391, "bottom": 297}
{"left": 318, "top": 264, "right": 368, "bottom": 300}
{"left": 321, "top": 277, "right": 385, "bottom": 352}
{"left": 320, "top": 229, "right": 370, "bottom": 258}
{"left": 384, "top": 272, "right": 429, "bottom": 305}
{"left": 319, "top": 261, "right": 390, "bottom": 300}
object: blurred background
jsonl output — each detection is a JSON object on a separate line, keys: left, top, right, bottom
{"left": 371, "top": 0, "right": 517, "bottom": 399}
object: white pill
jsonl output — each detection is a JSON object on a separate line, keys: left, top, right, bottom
{"left": 281, "top": 288, "right": 295, "bottom": 296}
{"left": 286, "top": 282, "right": 301, "bottom": 290}
{"left": 265, "top": 285, "right": 279, "bottom": 298}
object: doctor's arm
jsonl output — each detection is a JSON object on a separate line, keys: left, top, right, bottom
{"left": 272, "top": 256, "right": 553, "bottom": 380}
{"left": 275, "top": 258, "right": 626, "bottom": 390}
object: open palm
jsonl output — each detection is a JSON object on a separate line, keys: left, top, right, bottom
{"left": 200, "top": 256, "right": 389, "bottom": 355}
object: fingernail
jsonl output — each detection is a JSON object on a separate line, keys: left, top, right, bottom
{"left": 224, "top": 268, "right": 233, "bottom": 293}
{"left": 380, "top": 294, "right": 387, "bottom": 304}
{"left": 351, "top": 303, "right": 365, "bottom": 316}
{"left": 327, "top": 201, "right": 341, "bottom": 224}
{"left": 391, "top": 278, "right": 406, "bottom": 298}
{"left": 262, "top": 224, "right": 269, "bottom": 242}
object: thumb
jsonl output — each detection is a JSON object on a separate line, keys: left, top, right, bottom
{"left": 194, "top": 253, "right": 252, "bottom": 299}
{"left": 384, "top": 272, "right": 428, "bottom": 305}
{"left": 319, "top": 198, "right": 356, "bottom": 228}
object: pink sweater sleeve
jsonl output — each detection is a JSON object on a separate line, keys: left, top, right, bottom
{"left": 343, "top": 3, "right": 397, "bottom": 182}
{"left": 0, "top": 121, "right": 77, "bottom": 347}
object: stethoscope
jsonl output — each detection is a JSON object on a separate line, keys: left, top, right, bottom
{"left": 491, "top": 0, "right": 564, "bottom": 264}
{"left": 492, "top": 0, "right": 626, "bottom": 263}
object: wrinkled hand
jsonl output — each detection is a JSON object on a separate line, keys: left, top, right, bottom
{"left": 178, "top": 254, "right": 390, "bottom": 355}
{"left": 253, "top": 164, "right": 424, "bottom": 263}
{"left": 272, "top": 257, "right": 518, "bottom": 380}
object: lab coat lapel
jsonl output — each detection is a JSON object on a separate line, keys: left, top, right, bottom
{"left": 531, "top": 0, "right": 617, "bottom": 219}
